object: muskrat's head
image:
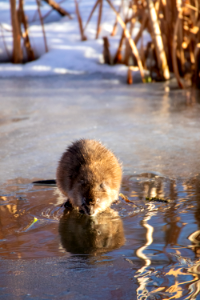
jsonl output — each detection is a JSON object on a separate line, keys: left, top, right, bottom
{"left": 68, "top": 163, "right": 121, "bottom": 216}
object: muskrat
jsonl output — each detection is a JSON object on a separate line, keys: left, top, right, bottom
{"left": 56, "top": 139, "right": 122, "bottom": 216}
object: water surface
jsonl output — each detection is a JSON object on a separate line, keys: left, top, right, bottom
{"left": 0, "top": 173, "right": 200, "bottom": 299}
{"left": 0, "top": 75, "right": 200, "bottom": 299}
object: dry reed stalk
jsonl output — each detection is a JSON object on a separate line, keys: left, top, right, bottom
{"left": 42, "top": 0, "right": 72, "bottom": 18}
{"left": 10, "top": 0, "right": 23, "bottom": 63}
{"left": 30, "top": 8, "right": 38, "bottom": 23}
{"left": 176, "top": 0, "right": 182, "bottom": 68}
{"left": 189, "top": 43, "right": 195, "bottom": 64}
{"left": 161, "top": 0, "right": 172, "bottom": 65}
{"left": 195, "top": 20, "right": 200, "bottom": 47}
{"left": 161, "top": 31, "right": 168, "bottom": 67}
{"left": 83, "top": 0, "right": 100, "bottom": 32}
{"left": 124, "top": 18, "right": 135, "bottom": 65}
{"left": 113, "top": 29, "right": 125, "bottom": 64}
{"left": 36, "top": 0, "right": 48, "bottom": 52}
{"left": 140, "top": 31, "right": 145, "bottom": 67}
{"left": 155, "top": 0, "right": 161, "bottom": 14}
{"left": 41, "top": 7, "right": 54, "bottom": 21}
{"left": 175, "top": 0, "right": 184, "bottom": 75}
{"left": 134, "top": 13, "right": 148, "bottom": 45}
{"left": 127, "top": 66, "right": 133, "bottom": 84}
{"left": 74, "top": 0, "right": 87, "bottom": 40}
{"left": 194, "top": 43, "right": 200, "bottom": 88}
{"left": 159, "top": 1, "right": 170, "bottom": 62}
{"left": 172, "top": 10, "right": 185, "bottom": 88}
{"left": 179, "top": 16, "right": 185, "bottom": 74}
{"left": 124, "top": 39, "right": 131, "bottom": 65}
{"left": 111, "top": 3, "right": 121, "bottom": 36}
{"left": 103, "top": 36, "right": 112, "bottom": 64}
{"left": 41, "top": 0, "right": 68, "bottom": 22}
{"left": 147, "top": 0, "right": 170, "bottom": 80}
{"left": 18, "top": 0, "right": 35, "bottom": 61}
{"left": 189, "top": 3, "right": 197, "bottom": 26}
{"left": 96, "top": 0, "right": 103, "bottom": 39}
{"left": 185, "top": 3, "right": 199, "bottom": 13}
{"left": 160, "top": 1, "right": 169, "bottom": 29}
{"left": 106, "top": 0, "right": 145, "bottom": 79}
{"left": 123, "top": 7, "right": 135, "bottom": 65}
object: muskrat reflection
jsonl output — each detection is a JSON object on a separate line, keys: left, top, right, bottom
{"left": 59, "top": 209, "right": 125, "bottom": 255}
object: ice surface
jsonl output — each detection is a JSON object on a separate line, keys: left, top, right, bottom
{"left": 0, "top": 76, "right": 200, "bottom": 185}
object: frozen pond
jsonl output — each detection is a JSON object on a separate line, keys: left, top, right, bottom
{"left": 0, "top": 75, "right": 200, "bottom": 299}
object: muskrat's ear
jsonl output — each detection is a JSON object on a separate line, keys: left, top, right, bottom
{"left": 99, "top": 182, "right": 109, "bottom": 191}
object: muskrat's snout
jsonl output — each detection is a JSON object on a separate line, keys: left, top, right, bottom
{"left": 83, "top": 205, "right": 95, "bottom": 216}
{"left": 80, "top": 198, "right": 97, "bottom": 216}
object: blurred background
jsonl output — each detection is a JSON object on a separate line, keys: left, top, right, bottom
{"left": 1, "top": 0, "right": 200, "bottom": 87}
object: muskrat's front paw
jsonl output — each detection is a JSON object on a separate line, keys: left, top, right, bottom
{"left": 61, "top": 199, "right": 73, "bottom": 209}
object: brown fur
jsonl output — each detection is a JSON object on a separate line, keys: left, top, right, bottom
{"left": 56, "top": 139, "right": 122, "bottom": 216}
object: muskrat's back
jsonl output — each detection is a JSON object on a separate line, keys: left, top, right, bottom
{"left": 56, "top": 139, "right": 122, "bottom": 215}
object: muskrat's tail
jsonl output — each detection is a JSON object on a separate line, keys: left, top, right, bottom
{"left": 32, "top": 179, "right": 56, "bottom": 186}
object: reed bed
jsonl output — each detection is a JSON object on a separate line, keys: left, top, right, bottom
{"left": 78, "top": 0, "right": 200, "bottom": 88}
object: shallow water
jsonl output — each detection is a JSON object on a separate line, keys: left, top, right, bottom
{"left": 1, "top": 75, "right": 200, "bottom": 299}
{"left": 0, "top": 173, "right": 200, "bottom": 299}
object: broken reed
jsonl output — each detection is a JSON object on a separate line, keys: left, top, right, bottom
{"left": 5, "top": 0, "right": 200, "bottom": 88}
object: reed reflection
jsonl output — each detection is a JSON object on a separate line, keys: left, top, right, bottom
{"left": 59, "top": 208, "right": 125, "bottom": 255}
{"left": 184, "top": 175, "right": 200, "bottom": 258}
{"left": 184, "top": 175, "right": 200, "bottom": 298}
{"left": 126, "top": 173, "right": 200, "bottom": 299}
{"left": 163, "top": 180, "right": 183, "bottom": 248}
{"left": 135, "top": 203, "right": 156, "bottom": 299}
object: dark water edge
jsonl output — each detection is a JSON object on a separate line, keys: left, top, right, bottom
{"left": 0, "top": 75, "right": 200, "bottom": 299}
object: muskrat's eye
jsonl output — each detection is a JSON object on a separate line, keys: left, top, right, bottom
{"left": 99, "top": 183, "right": 105, "bottom": 189}
{"left": 79, "top": 180, "right": 85, "bottom": 185}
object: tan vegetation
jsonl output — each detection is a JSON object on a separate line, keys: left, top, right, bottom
{"left": 80, "top": 0, "right": 200, "bottom": 87}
